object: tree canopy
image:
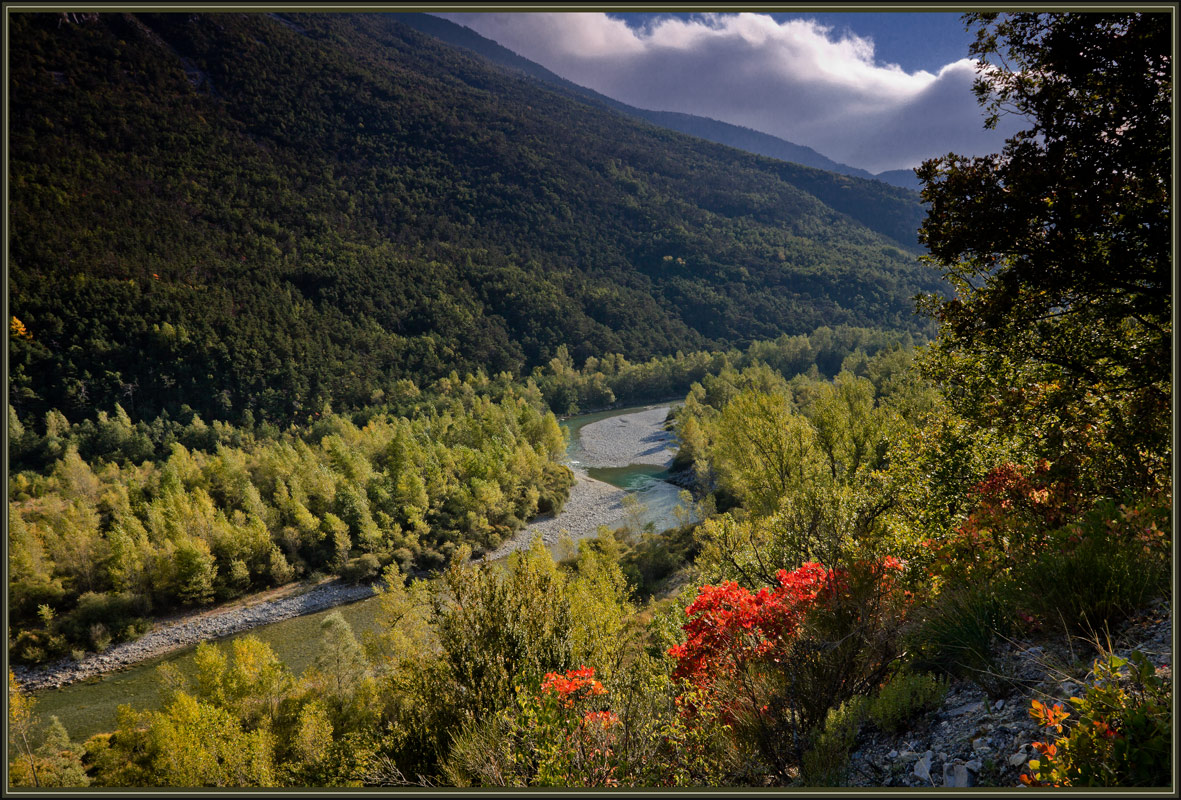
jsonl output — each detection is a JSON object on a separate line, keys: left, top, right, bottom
{"left": 916, "top": 11, "right": 1172, "bottom": 494}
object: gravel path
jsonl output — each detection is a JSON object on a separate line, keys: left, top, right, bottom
{"left": 16, "top": 405, "right": 676, "bottom": 692}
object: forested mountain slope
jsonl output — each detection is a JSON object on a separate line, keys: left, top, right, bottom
{"left": 9, "top": 12, "right": 939, "bottom": 427}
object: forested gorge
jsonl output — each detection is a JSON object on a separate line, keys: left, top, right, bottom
{"left": 8, "top": 10, "right": 1173, "bottom": 791}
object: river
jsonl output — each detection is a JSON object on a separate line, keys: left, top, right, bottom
{"left": 28, "top": 403, "right": 692, "bottom": 742}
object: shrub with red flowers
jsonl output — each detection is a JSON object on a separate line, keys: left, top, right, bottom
{"left": 540, "top": 666, "right": 607, "bottom": 709}
{"left": 668, "top": 562, "right": 831, "bottom": 687}
{"left": 509, "top": 666, "right": 623, "bottom": 787}
{"left": 667, "top": 558, "right": 908, "bottom": 780}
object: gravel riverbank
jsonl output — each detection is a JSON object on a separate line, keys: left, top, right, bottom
{"left": 573, "top": 406, "right": 677, "bottom": 468}
{"left": 476, "top": 467, "right": 627, "bottom": 562}
{"left": 14, "top": 579, "right": 376, "bottom": 693}
{"left": 478, "top": 405, "right": 676, "bottom": 561}
{"left": 16, "top": 405, "right": 679, "bottom": 693}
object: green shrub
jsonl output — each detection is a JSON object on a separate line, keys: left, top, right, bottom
{"left": 618, "top": 523, "right": 699, "bottom": 599}
{"left": 340, "top": 553, "right": 381, "bottom": 584}
{"left": 800, "top": 695, "right": 870, "bottom": 786}
{"left": 11, "top": 628, "right": 70, "bottom": 665}
{"left": 868, "top": 670, "right": 948, "bottom": 734}
{"left": 536, "top": 463, "right": 574, "bottom": 516}
{"left": 56, "top": 591, "right": 151, "bottom": 655}
{"left": 908, "top": 583, "right": 1014, "bottom": 698}
{"left": 1024, "top": 651, "right": 1171, "bottom": 787}
{"left": 442, "top": 713, "right": 517, "bottom": 787}
{"left": 89, "top": 623, "right": 112, "bottom": 653}
{"left": 1010, "top": 498, "right": 1170, "bottom": 643}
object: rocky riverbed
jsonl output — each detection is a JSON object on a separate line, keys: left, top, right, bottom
{"left": 478, "top": 405, "right": 678, "bottom": 561}
{"left": 573, "top": 405, "right": 677, "bottom": 468}
{"left": 476, "top": 467, "right": 627, "bottom": 562}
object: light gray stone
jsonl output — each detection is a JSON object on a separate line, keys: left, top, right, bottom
{"left": 913, "top": 753, "right": 934, "bottom": 784}
{"left": 952, "top": 764, "right": 974, "bottom": 787}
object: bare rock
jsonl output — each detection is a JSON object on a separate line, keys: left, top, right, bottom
{"left": 913, "top": 752, "right": 934, "bottom": 784}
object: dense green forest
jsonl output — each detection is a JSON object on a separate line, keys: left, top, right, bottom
{"left": 8, "top": 10, "right": 1172, "bottom": 791}
{"left": 9, "top": 11, "right": 936, "bottom": 430}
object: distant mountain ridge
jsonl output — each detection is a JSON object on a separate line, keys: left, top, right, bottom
{"left": 392, "top": 13, "right": 921, "bottom": 190}
{"left": 379, "top": 13, "right": 925, "bottom": 251}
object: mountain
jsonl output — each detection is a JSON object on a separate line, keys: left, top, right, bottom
{"left": 9, "top": 12, "right": 939, "bottom": 428}
{"left": 391, "top": 13, "right": 918, "bottom": 190}
{"left": 872, "top": 169, "right": 924, "bottom": 192}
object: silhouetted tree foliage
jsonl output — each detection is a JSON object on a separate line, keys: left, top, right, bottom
{"left": 916, "top": 11, "right": 1171, "bottom": 494}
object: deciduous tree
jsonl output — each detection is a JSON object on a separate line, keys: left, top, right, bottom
{"left": 917, "top": 12, "right": 1171, "bottom": 493}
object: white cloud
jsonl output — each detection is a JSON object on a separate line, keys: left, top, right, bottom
{"left": 437, "top": 12, "right": 1020, "bottom": 173}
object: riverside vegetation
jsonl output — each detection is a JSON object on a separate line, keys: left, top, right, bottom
{"left": 8, "top": 10, "right": 1172, "bottom": 790}
{"left": 8, "top": 325, "right": 908, "bottom": 669}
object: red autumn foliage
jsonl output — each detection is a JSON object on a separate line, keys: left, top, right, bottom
{"left": 541, "top": 666, "right": 607, "bottom": 708}
{"left": 667, "top": 562, "right": 830, "bottom": 686}
{"left": 929, "top": 460, "right": 1078, "bottom": 579}
{"left": 668, "top": 558, "right": 905, "bottom": 688}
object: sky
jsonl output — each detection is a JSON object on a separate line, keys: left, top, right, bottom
{"left": 435, "top": 11, "right": 1026, "bottom": 174}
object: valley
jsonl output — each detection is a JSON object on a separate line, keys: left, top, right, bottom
{"left": 6, "top": 9, "right": 1170, "bottom": 792}
{"left": 20, "top": 404, "right": 692, "bottom": 742}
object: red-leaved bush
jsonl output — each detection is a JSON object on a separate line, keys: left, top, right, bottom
{"left": 668, "top": 563, "right": 831, "bottom": 685}
{"left": 530, "top": 666, "right": 620, "bottom": 787}
{"left": 667, "top": 558, "right": 907, "bottom": 778}
{"left": 541, "top": 666, "right": 607, "bottom": 708}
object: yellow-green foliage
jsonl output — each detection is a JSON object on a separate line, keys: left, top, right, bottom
{"left": 366, "top": 539, "right": 645, "bottom": 784}
{"left": 800, "top": 696, "right": 870, "bottom": 786}
{"left": 680, "top": 355, "right": 918, "bottom": 582}
{"left": 868, "top": 671, "right": 948, "bottom": 734}
{"left": 8, "top": 382, "right": 573, "bottom": 662}
{"left": 566, "top": 535, "right": 637, "bottom": 682}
